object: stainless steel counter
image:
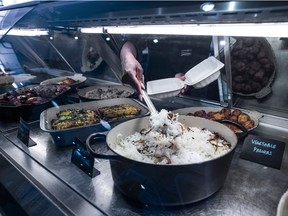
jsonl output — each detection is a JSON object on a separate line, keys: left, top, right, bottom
{"left": 0, "top": 99, "right": 287, "bottom": 216}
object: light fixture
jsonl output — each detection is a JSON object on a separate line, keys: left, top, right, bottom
{"left": 201, "top": 2, "right": 215, "bottom": 12}
{"left": 80, "top": 22, "right": 288, "bottom": 37}
{"left": 6, "top": 29, "right": 49, "bottom": 36}
{"left": 228, "top": 1, "right": 236, "bottom": 11}
{"left": 80, "top": 27, "right": 103, "bottom": 33}
{"left": 219, "top": 40, "right": 226, "bottom": 46}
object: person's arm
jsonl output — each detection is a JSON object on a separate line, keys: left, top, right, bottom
{"left": 120, "top": 41, "right": 145, "bottom": 98}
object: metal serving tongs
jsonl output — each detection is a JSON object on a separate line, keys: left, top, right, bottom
{"left": 141, "top": 89, "right": 158, "bottom": 114}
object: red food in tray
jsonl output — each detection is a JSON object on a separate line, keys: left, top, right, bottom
{"left": 0, "top": 84, "right": 70, "bottom": 106}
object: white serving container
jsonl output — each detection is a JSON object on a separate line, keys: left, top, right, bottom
{"left": 147, "top": 56, "right": 224, "bottom": 98}
{"left": 40, "top": 98, "right": 149, "bottom": 146}
{"left": 277, "top": 190, "right": 288, "bottom": 216}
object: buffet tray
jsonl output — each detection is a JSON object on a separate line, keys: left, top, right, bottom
{"left": 40, "top": 98, "right": 150, "bottom": 146}
{"left": 0, "top": 84, "right": 70, "bottom": 122}
{"left": 173, "top": 106, "right": 263, "bottom": 132}
{"left": 77, "top": 84, "right": 136, "bottom": 102}
{"left": 40, "top": 74, "right": 87, "bottom": 89}
{"left": 231, "top": 37, "right": 276, "bottom": 99}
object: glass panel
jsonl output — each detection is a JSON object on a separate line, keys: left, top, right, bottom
{"left": 0, "top": 7, "right": 33, "bottom": 39}
{"left": 0, "top": 33, "right": 123, "bottom": 88}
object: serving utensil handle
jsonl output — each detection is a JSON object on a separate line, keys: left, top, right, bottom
{"left": 217, "top": 119, "right": 249, "bottom": 139}
{"left": 141, "top": 89, "right": 157, "bottom": 114}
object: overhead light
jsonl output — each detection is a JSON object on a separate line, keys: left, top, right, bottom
{"left": 153, "top": 39, "right": 159, "bottom": 43}
{"left": 228, "top": 1, "right": 236, "bottom": 11}
{"left": 104, "top": 23, "right": 288, "bottom": 37}
{"left": 80, "top": 27, "right": 104, "bottom": 33}
{"left": 6, "top": 29, "right": 49, "bottom": 36}
{"left": 219, "top": 40, "right": 226, "bottom": 46}
{"left": 80, "top": 22, "right": 288, "bottom": 37}
{"left": 201, "top": 2, "right": 215, "bottom": 12}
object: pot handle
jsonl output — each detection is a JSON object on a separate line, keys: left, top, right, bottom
{"left": 217, "top": 119, "right": 248, "bottom": 139}
{"left": 86, "top": 133, "right": 120, "bottom": 160}
{"left": 255, "top": 86, "right": 272, "bottom": 99}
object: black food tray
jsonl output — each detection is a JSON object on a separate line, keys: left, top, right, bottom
{"left": 0, "top": 84, "right": 70, "bottom": 122}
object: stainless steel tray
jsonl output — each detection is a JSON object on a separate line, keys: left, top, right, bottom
{"left": 77, "top": 84, "right": 136, "bottom": 101}
{"left": 40, "top": 98, "right": 150, "bottom": 146}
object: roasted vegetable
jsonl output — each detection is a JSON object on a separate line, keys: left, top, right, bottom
{"left": 51, "top": 109, "right": 99, "bottom": 130}
{"left": 98, "top": 104, "right": 141, "bottom": 121}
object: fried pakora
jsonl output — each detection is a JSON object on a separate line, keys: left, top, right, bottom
{"left": 187, "top": 108, "right": 256, "bottom": 133}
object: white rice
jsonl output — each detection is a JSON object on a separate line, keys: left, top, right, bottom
{"left": 115, "top": 109, "right": 231, "bottom": 165}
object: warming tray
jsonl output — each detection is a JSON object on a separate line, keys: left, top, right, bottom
{"left": 173, "top": 106, "right": 263, "bottom": 133}
{"left": 40, "top": 98, "right": 150, "bottom": 146}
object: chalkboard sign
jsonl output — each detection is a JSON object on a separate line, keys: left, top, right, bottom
{"left": 240, "top": 134, "right": 286, "bottom": 169}
{"left": 71, "top": 137, "right": 100, "bottom": 178}
{"left": 17, "top": 117, "right": 36, "bottom": 147}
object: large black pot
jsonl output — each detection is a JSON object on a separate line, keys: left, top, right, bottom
{"left": 86, "top": 115, "right": 239, "bottom": 206}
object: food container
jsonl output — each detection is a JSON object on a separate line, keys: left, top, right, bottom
{"left": 0, "top": 84, "right": 70, "bottom": 121}
{"left": 230, "top": 37, "right": 276, "bottom": 99}
{"left": 40, "top": 74, "right": 87, "bottom": 89}
{"left": 77, "top": 84, "right": 136, "bottom": 102}
{"left": 86, "top": 115, "right": 238, "bottom": 206}
{"left": 173, "top": 106, "right": 263, "bottom": 134}
{"left": 40, "top": 98, "right": 149, "bottom": 146}
{"left": 147, "top": 56, "right": 224, "bottom": 98}
{"left": 277, "top": 190, "right": 288, "bottom": 216}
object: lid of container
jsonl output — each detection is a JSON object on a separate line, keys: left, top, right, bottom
{"left": 184, "top": 56, "right": 224, "bottom": 85}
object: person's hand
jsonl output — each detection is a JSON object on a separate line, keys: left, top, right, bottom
{"left": 120, "top": 42, "right": 145, "bottom": 99}
{"left": 175, "top": 73, "right": 187, "bottom": 95}
{"left": 121, "top": 53, "right": 144, "bottom": 95}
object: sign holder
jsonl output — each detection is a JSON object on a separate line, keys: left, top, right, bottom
{"left": 240, "top": 134, "right": 286, "bottom": 169}
{"left": 71, "top": 137, "right": 100, "bottom": 178}
{"left": 17, "top": 117, "right": 37, "bottom": 147}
